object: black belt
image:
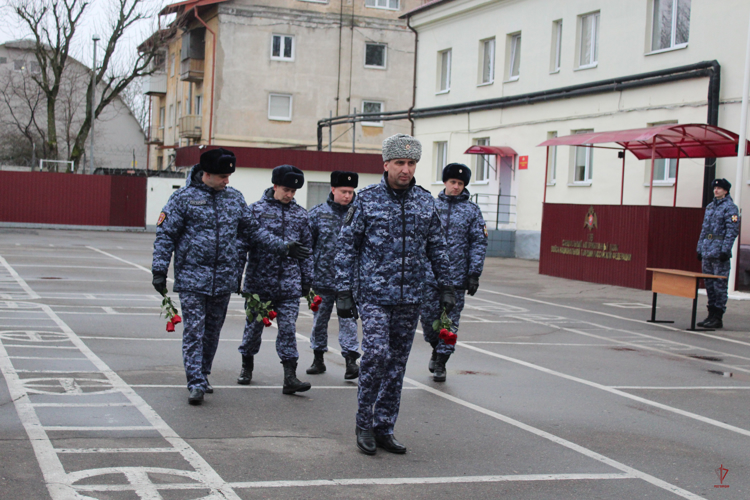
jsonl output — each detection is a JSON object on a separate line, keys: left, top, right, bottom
{"left": 705, "top": 234, "right": 724, "bottom": 240}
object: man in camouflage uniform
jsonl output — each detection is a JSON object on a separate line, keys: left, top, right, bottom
{"left": 152, "top": 149, "right": 310, "bottom": 405}
{"left": 238, "top": 165, "right": 314, "bottom": 394}
{"left": 696, "top": 178, "right": 740, "bottom": 329}
{"left": 335, "top": 134, "right": 455, "bottom": 455}
{"left": 420, "top": 163, "right": 488, "bottom": 382}
{"left": 306, "top": 171, "right": 361, "bottom": 379}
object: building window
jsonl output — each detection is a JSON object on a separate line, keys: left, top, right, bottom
{"left": 474, "top": 138, "right": 494, "bottom": 182}
{"left": 434, "top": 141, "right": 448, "bottom": 182}
{"left": 168, "top": 104, "right": 174, "bottom": 127}
{"left": 361, "top": 101, "right": 384, "bottom": 126}
{"left": 268, "top": 93, "right": 293, "bottom": 121}
{"left": 573, "top": 130, "right": 593, "bottom": 183}
{"left": 480, "top": 38, "right": 495, "bottom": 85}
{"left": 365, "top": 43, "right": 387, "bottom": 69}
{"left": 653, "top": 159, "right": 677, "bottom": 181}
{"left": 651, "top": 0, "right": 690, "bottom": 51}
{"left": 195, "top": 95, "right": 202, "bottom": 115}
{"left": 551, "top": 20, "right": 562, "bottom": 73}
{"left": 578, "top": 12, "right": 599, "bottom": 68}
{"left": 156, "top": 156, "right": 164, "bottom": 171}
{"left": 159, "top": 106, "right": 166, "bottom": 129}
{"left": 365, "top": 0, "right": 399, "bottom": 10}
{"left": 437, "top": 49, "right": 451, "bottom": 93}
{"left": 306, "top": 181, "right": 330, "bottom": 210}
{"left": 507, "top": 33, "right": 521, "bottom": 81}
{"left": 271, "top": 34, "right": 294, "bottom": 61}
{"left": 547, "top": 131, "right": 557, "bottom": 184}
{"left": 169, "top": 53, "right": 175, "bottom": 77}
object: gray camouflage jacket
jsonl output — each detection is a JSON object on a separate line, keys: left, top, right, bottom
{"left": 697, "top": 195, "right": 740, "bottom": 260}
{"left": 335, "top": 174, "right": 452, "bottom": 306}
{"left": 152, "top": 165, "right": 286, "bottom": 296}
{"left": 309, "top": 192, "right": 354, "bottom": 294}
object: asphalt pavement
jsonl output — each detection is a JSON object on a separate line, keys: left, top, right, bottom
{"left": 0, "top": 227, "right": 748, "bottom": 499}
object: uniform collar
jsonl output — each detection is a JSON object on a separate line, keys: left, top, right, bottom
{"left": 263, "top": 186, "right": 297, "bottom": 207}
{"left": 327, "top": 191, "right": 354, "bottom": 212}
{"left": 438, "top": 188, "right": 470, "bottom": 203}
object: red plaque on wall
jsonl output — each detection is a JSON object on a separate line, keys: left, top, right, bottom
{"left": 519, "top": 156, "right": 528, "bottom": 169}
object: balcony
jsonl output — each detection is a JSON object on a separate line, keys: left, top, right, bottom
{"left": 178, "top": 115, "right": 202, "bottom": 139}
{"left": 180, "top": 58, "right": 204, "bottom": 82}
{"left": 143, "top": 72, "right": 166, "bottom": 95}
{"left": 146, "top": 126, "right": 164, "bottom": 144}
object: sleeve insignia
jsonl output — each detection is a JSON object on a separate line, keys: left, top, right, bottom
{"left": 157, "top": 212, "right": 167, "bottom": 226}
{"left": 731, "top": 215, "right": 738, "bottom": 223}
{"left": 483, "top": 224, "right": 488, "bottom": 238}
{"left": 344, "top": 205, "right": 356, "bottom": 225}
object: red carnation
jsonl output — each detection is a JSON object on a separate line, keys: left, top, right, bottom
{"left": 311, "top": 303, "right": 319, "bottom": 312}
{"left": 262, "top": 317, "right": 272, "bottom": 327}
{"left": 171, "top": 314, "right": 182, "bottom": 325}
{"left": 166, "top": 320, "right": 175, "bottom": 332}
{"left": 439, "top": 328, "right": 449, "bottom": 337}
{"left": 313, "top": 295, "right": 323, "bottom": 305}
{"left": 268, "top": 310, "right": 277, "bottom": 320}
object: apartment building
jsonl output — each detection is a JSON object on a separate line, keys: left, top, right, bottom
{"left": 404, "top": 0, "right": 749, "bottom": 259}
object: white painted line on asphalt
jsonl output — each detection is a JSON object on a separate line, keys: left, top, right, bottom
{"left": 33, "top": 403, "right": 135, "bottom": 407}
{"left": 405, "top": 377, "right": 703, "bottom": 500}
{"left": 476, "top": 289, "right": 750, "bottom": 348}
{"left": 87, "top": 246, "right": 175, "bottom": 283}
{"left": 15, "top": 369, "right": 99, "bottom": 373}
{"left": 0, "top": 255, "right": 40, "bottom": 299}
{"left": 1, "top": 345, "right": 79, "bottom": 349}
{"left": 12, "top": 265, "right": 137, "bottom": 270}
{"left": 603, "top": 303, "right": 653, "bottom": 309}
{"left": 612, "top": 386, "right": 750, "bottom": 390}
{"left": 130, "top": 384, "right": 362, "bottom": 389}
{"left": 56, "top": 448, "right": 178, "bottom": 454}
{"left": 10, "top": 356, "right": 88, "bottom": 360}
{"left": 461, "top": 341, "right": 606, "bottom": 346}
{"left": 45, "top": 426, "right": 156, "bottom": 431}
{"left": 102, "top": 307, "right": 117, "bottom": 315}
{"left": 457, "top": 342, "right": 750, "bottom": 439}
{"left": 229, "top": 473, "right": 636, "bottom": 489}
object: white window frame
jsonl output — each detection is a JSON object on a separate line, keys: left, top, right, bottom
{"left": 271, "top": 34, "right": 295, "bottom": 61}
{"left": 649, "top": 0, "right": 690, "bottom": 53}
{"left": 361, "top": 100, "right": 384, "bottom": 127}
{"left": 507, "top": 33, "right": 521, "bottom": 81}
{"left": 268, "top": 93, "right": 293, "bottom": 121}
{"left": 571, "top": 130, "right": 593, "bottom": 185}
{"left": 434, "top": 141, "right": 448, "bottom": 183}
{"left": 168, "top": 104, "right": 174, "bottom": 128}
{"left": 479, "top": 38, "right": 495, "bottom": 85}
{"left": 551, "top": 20, "right": 562, "bottom": 73}
{"left": 547, "top": 132, "right": 558, "bottom": 185}
{"left": 437, "top": 49, "right": 452, "bottom": 94}
{"left": 195, "top": 95, "right": 202, "bottom": 116}
{"left": 298, "top": 0, "right": 328, "bottom": 3}
{"left": 365, "top": 0, "right": 399, "bottom": 11}
{"left": 578, "top": 12, "right": 599, "bottom": 69}
{"left": 473, "top": 138, "right": 494, "bottom": 183}
{"left": 364, "top": 43, "right": 387, "bottom": 69}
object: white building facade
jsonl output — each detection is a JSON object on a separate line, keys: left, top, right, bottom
{"left": 405, "top": 0, "right": 750, "bottom": 260}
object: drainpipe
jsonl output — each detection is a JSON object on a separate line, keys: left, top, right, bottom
{"left": 146, "top": 96, "right": 151, "bottom": 170}
{"left": 406, "top": 16, "right": 418, "bottom": 136}
{"left": 193, "top": 6, "right": 216, "bottom": 145}
{"left": 702, "top": 61, "right": 721, "bottom": 207}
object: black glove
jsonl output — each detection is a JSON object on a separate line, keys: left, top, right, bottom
{"left": 466, "top": 275, "right": 480, "bottom": 296}
{"left": 439, "top": 285, "right": 456, "bottom": 314}
{"left": 286, "top": 241, "right": 311, "bottom": 260}
{"left": 336, "top": 290, "right": 356, "bottom": 319}
{"left": 152, "top": 272, "right": 168, "bottom": 295}
{"left": 719, "top": 252, "right": 730, "bottom": 262}
{"left": 696, "top": 252, "right": 702, "bottom": 261}
{"left": 301, "top": 283, "right": 311, "bottom": 297}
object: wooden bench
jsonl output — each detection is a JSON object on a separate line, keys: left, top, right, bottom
{"left": 646, "top": 268, "right": 727, "bottom": 331}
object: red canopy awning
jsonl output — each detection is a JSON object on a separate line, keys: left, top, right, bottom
{"left": 537, "top": 123, "right": 750, "bottom": 160}
{"left": 464, "top": 145, "right": 517, "bottom": 156}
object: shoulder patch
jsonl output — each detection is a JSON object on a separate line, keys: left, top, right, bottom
{"left": 344, "top": 205, "right": 357, "bottom": 225}
{"left": 483, "top": 224, "right": 488, "bottom": 238}
{"left": 157, "top": 212, "right": 167, "bottom": 226}
{"left": 731, "top": 215, "right": 738, "bottom": 223}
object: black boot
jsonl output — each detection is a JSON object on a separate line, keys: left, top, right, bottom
{"left": 237, "top": 355, "right": 253, "bottom": 385}
{"left": 433, "top": 353, "right": 450, "bottom": 382}
{"left": 375, "top": 434, "right": 407, "bottom": 454}
{"left": 282, "top": 359, "right": 311, "bottom": 394}
{"left": 356, "top": 426, "right": 376, "bottom": 455}
{"left": 704, "top": 309, "right": 724, "bottom": 329}
{"left": 697, "top": 306, "right": 715, "bottom": 328}
{"left": 344, "top": 352, "right": 360, "bottom": 380}
{"left": 188, "top": 388, "right": 204, "bottom": 406}
{"left": 205, "top": 377, "right": 213, "bottom": 394}
{"left": 428, "top": 341, "right": 438, "bottom": 373}
{"left": 306, "top": 350, "right": 326, "bottom": 375}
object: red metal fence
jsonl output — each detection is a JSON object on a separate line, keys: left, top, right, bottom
{"left": 539, "top": 203, "right": 704, "bottom": 290}
{"left": 0, "top": 171, "right": 146, "bottom": 228}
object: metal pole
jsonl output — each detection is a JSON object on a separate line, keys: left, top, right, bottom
{"left": 352, "top": 107, "right": 356, "bottom": 153}
{"left": 673, "top": 156, "right": 680, "bottom": 208}
{"left": 543, "top": 146, "right": 549, "bottom": 203}
{"left": 648, "top": 140, "right": 656, "bottom": 206}
{"left": 620, "top": 151, "right": 626, "bottom": 205}
{"left": 328, "top": 110, "right": 332, "bottom": 152}
{"left": 728, "top": 10, "right": 750, "bottom": 293}
{"left": 89, "top": 35, "right": 99, "bottom": 175}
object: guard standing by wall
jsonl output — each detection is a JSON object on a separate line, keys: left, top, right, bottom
{"left": 420, "top": 163, "right": 488, "bottom": 382}
{"left": 238, "top": 165, "right": 314, "bottom": 394}
{"left": 307, "top": 171, "right": 361, "bottom": 379}
{"left": 152, "top": 149, "right": 308, "bottom": 406}
{"left": 335, "top": 134, "right": 455, "bottom": 455}
{"left": 696, "top": 178, "right": 740, "bottom": 329}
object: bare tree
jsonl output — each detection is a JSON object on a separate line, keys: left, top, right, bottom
{"left": 0, "top": 63, "right": 48, "bottom": 167}
{"left": 9, "top": 0, "right": 163, "bottom": 169}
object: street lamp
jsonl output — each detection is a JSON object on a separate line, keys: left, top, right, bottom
{"left": 89, "top": 34, "right": 100, "bottom": 174}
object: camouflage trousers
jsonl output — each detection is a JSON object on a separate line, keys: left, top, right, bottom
{"left": 356, "top": 303, "right": 420, "bottom": 436}
{"left": 178, "top": 292, "right": 231, "bottom": 391}
{"left": 419, "top": 287, "right": 466, "bottom": 355}
{"left": 239, "top": 298, "right": 300, "bottom": 362}
{"left": 702, "top": 259, "right": 731, "bottom": 312}
{"left": 309, "top": 293, "right": 359, "bottom": 357}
